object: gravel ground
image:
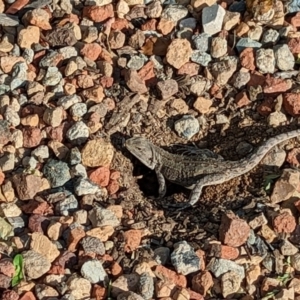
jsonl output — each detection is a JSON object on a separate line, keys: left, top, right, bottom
{"left": 2, "top": 0, "right": 300, "bottom": 299}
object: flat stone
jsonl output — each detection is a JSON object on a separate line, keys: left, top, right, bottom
{"left": 81, "top": 260, "right": 108, "bottom": 283}
{"left": 23, "top": 250, "right": 51, "bottom": 279}
{"left": 174, "top": 114, "right": 200, "bottom": 140}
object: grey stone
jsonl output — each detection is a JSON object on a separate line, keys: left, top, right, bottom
{"left": 56, "top": 195, "right": 78, "bottom": 216}
{"left": 0, "top": 120, "right": 11, "bottom": 145}
{"left": 66, "top": 121, "right": 89, "bottom": 145}
{"left": 88, "top": 206, "right": 120, "bottom": 227}
{"left": 161, "top": 4, "right": 188, "bottom": 22}
{"left": 22, "top": 48, "right": 34, "bottom": 64}
{"left": 174, "top": 114, "right": 200, "bottom": 140}
{"left": 69, "top": 147, "right": 81, "bottom": 165}
{"left": 207, "top": 258, "right": 245, "bottom": 278}
{"left": 229, "top": 0, "right": 246, "bottom": 12}
{"left": 179, "top": 17, "right": 197, "bottom": 30}
{"left": 70, "top": 164, "right": 87, "bottom": 178}
{"left": 31, "top": 145, "right": 49, "bottom": 161}
{"left": 81, "top": 236, "right": 105, "bottom": 255}
{"left": 7, "top": 216, "right": 25, "bottom": 229}
{"left": 69, "top": 103, "right": 87, "bottom": 118}
{"left": 211, "top": 56, "right": 237, "bottom": 85}
{"left": 191, "top": 51, "right": 212, "bottom": 66}
{"left": 138, "top": 272, "right": 154, "bottom": 300}
{"left": 127, "top": 55, "right": 145, "bottom": 70}
{"left": 261, "top": 29, "right": 280, "bottom": 44}
{"left": 58, "top": 46, "right": 78, "bottom": 59}
{"left": 154, "top": 247, "right": 170, "bottom": 265}
{"left": 202, "top": 4, "right": 225, "bottom": 35}
{"left": 4, "top": 106, "right": 20, "bottom": 127}
{"left": 0, "top": 153, "right": 15, "bottom": 172}
{"left": 10, "top": 62, "right": 28, "bottom": 91}
{"left": 81, "top": 260, "right": 108, "bottom": 284}
{"left": 286, "top": 0, "right": 300, "bottom": 13}
{"left": 232, "top": 70, "right": 250, "bottom": 89}
{"left": 22, "top": 156, "right": 38, "bottom": 170}
{"left": 43, "top": 67, "right": 62, "bottom": 86}
{"left": 274, "top": 44, "right": 295, "bottom": 71}
{"left": 176, "top": 28, "right": 193, "bottom": 40}
{"left": 40, "top": 51, "right": 62, "bottom": 68}
{"left": 23, "top": 250, "right": 51, "bottom": 279}
{"left": 58, "top": 94, "right": 81, "bottom": 110}
{"left": 43, "top": 159, "right": 71, "bottom": 188}
{"left": 236, "top": 37, "right": 262, "bottom": 53}
{"left": 211, "top": 37, "right": 227, "bottom": 58}
{"left": 171, "top": 241, "right": 201, "bottom": 275}
{"left": 0, "top": 13, "right": 19, "bottom": 26}
{"left": 74, "top": 177, "right": 103, "bottom": 196}
{"left": 280, "top": 240, "right": 298, "bottom": 256}
{"left": 291, "top": 253, "right": 300, "bottom": 271}
{"left": 256, "top": 48, "right": 275, "bottom": 74}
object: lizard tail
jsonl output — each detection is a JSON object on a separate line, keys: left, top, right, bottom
{"left": 233, "top": 129, "right": 300, "bottom": 175}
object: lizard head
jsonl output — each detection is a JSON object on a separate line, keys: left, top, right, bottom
{"left": 125, "top": 136, "right": 157, "bottom": 169}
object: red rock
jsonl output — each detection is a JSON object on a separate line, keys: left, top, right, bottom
{"left": 99, "top": 76, "right": 114, "bottom": 88}
{"left": 187, "top": 289, "right": 205, "bottom": 300}
{"left": 92, "top": 284, "right": 107, "bottom": 300}
{"left": 209, "top": 83, "right": 223, "bottom": 99}
{"left": 88, "top": 167, "right": 110, "bottom": 187}
{"left": 247, "top": 71, "right": 266, "bottom": 87}
{"left": 257, "top": 97, "right": 276, "bottom": 116}
{"left": 107, "top": 180, "right": 119, "bottom": 195}
{"left": 80, "top": 43, "right": 102, "bottom": 61}
{"left": 263, "top": 76, "right": 292, "bottom": 94}
{"left": 68, "top": 227, "right": 86, "bottom": 251}
{"left": 124, "top": 70, "right": 147, "bottom": 94}
{"left": 219, "top": 211, "right": 250, "bottom": 247}
{"left": 5, "top": 0, "right": 29, "bottom": 14}
{"left": 19, "top": 292, "right": 36, "bottom": 300}
{"left": 177, "top": 62, "right": 200, "bottom": 77}
{"left": 83, "top": 4, "right": 114, "bottom": 23}
{"left": 288, "top": 38, "right": 300, "bottom": 54}
{"left": 283, "top": 93, "right": 300, "bottom": 117}
{"left": 22, "top": 127, "right": 42, "bottom": 148}
{"left": 141, "top": 19, "right": 157, "bottom": 31}
{"left": 124, "top": 229, "right": 142, "bottom": 252}
{"left": 21, "top": 200, "right": 52, "bottom": 215}
{"left": 111, "top": 18, "right": 129, "bottom": 31}
{"left": 287, "top": 148, "right": 300, "bottom": 167}
{"left": 192, "top": 271, "right": 213, "bottom": 296}
{"left": 0, "top": 259, "right": 15, "bottom": 277}
{"left": 12, "top": 173, "right": 43, "bottom": 200}
{"left": 235, "top": 91, "right": 250, "bottom": 108}
{"left": 138, "top": 61, "right": 157, "bottom": 86}
{"left": 273, "top": 211, "right": 296, "bottom": 233}
{"left": 220, "top": 245, "right": 239, "bottom": 260}
{"left": 154, "top": 265, "right": 187, "bottom": 287}
{"left": 291, "top": 12, "right": 300, "bottom": 27}
{"left": 240, "top": 48, "right": 255, "bottom": 71}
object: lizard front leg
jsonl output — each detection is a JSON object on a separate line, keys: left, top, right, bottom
{"left": 170, "top": 173, "right": 228, "bottom": 210}
{"left": 155, "top": 168, "right": 167, "bottom": 198}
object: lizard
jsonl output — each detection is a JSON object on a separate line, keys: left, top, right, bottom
{"left": 125, "top": 129, "right": 300, "bottom": 210}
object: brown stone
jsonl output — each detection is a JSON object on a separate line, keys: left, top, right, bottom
{"left": 157, "top": 18, "right": 175, "bottom": 35}
{"left": 247, "top": 71, "right": 265, "bottom": 87}
{"left": 291, "top": 12, "right": 300, "bottom": 27}
{"left": 193, "top": 96, "right": 213, "bottom": 114}
{"left": 288, "top": 38, "right": 300, "bottom": 54}
{"left": 5, "top": 0, "right": 29, "bottom": 14}
{"left": 109, "top": 30, "right": 126, "bottom": 49}
{"left": 18, "top": 26, "right": 40, "bottom": 49}
{"left": 22, "top": 127, "right": 42, "bottom": 148}
{"left": 124, "top": 70, "right": 147, "bottom": 94}
{"left": 273, "top": 211, "right": 296, "bottom": 233}
{"left": 141, "top": 19, "right": 157, "bottom": 31}
{"left": 0, "top": 56, "right": 25, "bottom": 73}
{"left": 12, "top": 174, "right": 43, "bottom": 200}
{"left": 166, "top": 39, "right": 192, "bottom": 69}
{"left": 138, "top": 61, "right": 157, "bottom": 86}
{"left": 107, "top": 180, "right": 119, "bottom": 195}
{"left": 219, "top": 211, "right": 250, "bottom": 247}
{"left": 0, "top": 259, "right": 15, "bottom": 277}
{"left": 83, "top": 4, "right": 114, "bottom": 22}
{"left": 192, "top": 271, "right": 213, "bottom": 296}
{"left": 283, "top": 93, "right": 300, "bottom": 117}
{"left": 124, "top": 229, "right": 142, "bottom": 252}
{"left": 19, "top": 291, "right": 36, "bottom": 300}
{"left": 235, "top": 91, "right": 250, "bottom": 107}
{"left": 68, "top": 227, "right": 86, "bottom": 251}
{"left": 257, "top": 97, "right": 276, "bottom": 116}
{"left": 27, "top": 8, "right": 52, "bottom": 30}
{"left": 0, "top": 274, "right": 11, "bottom": 289}
{"left": 154, "top": 265, "right": 187, "bottom": 287}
